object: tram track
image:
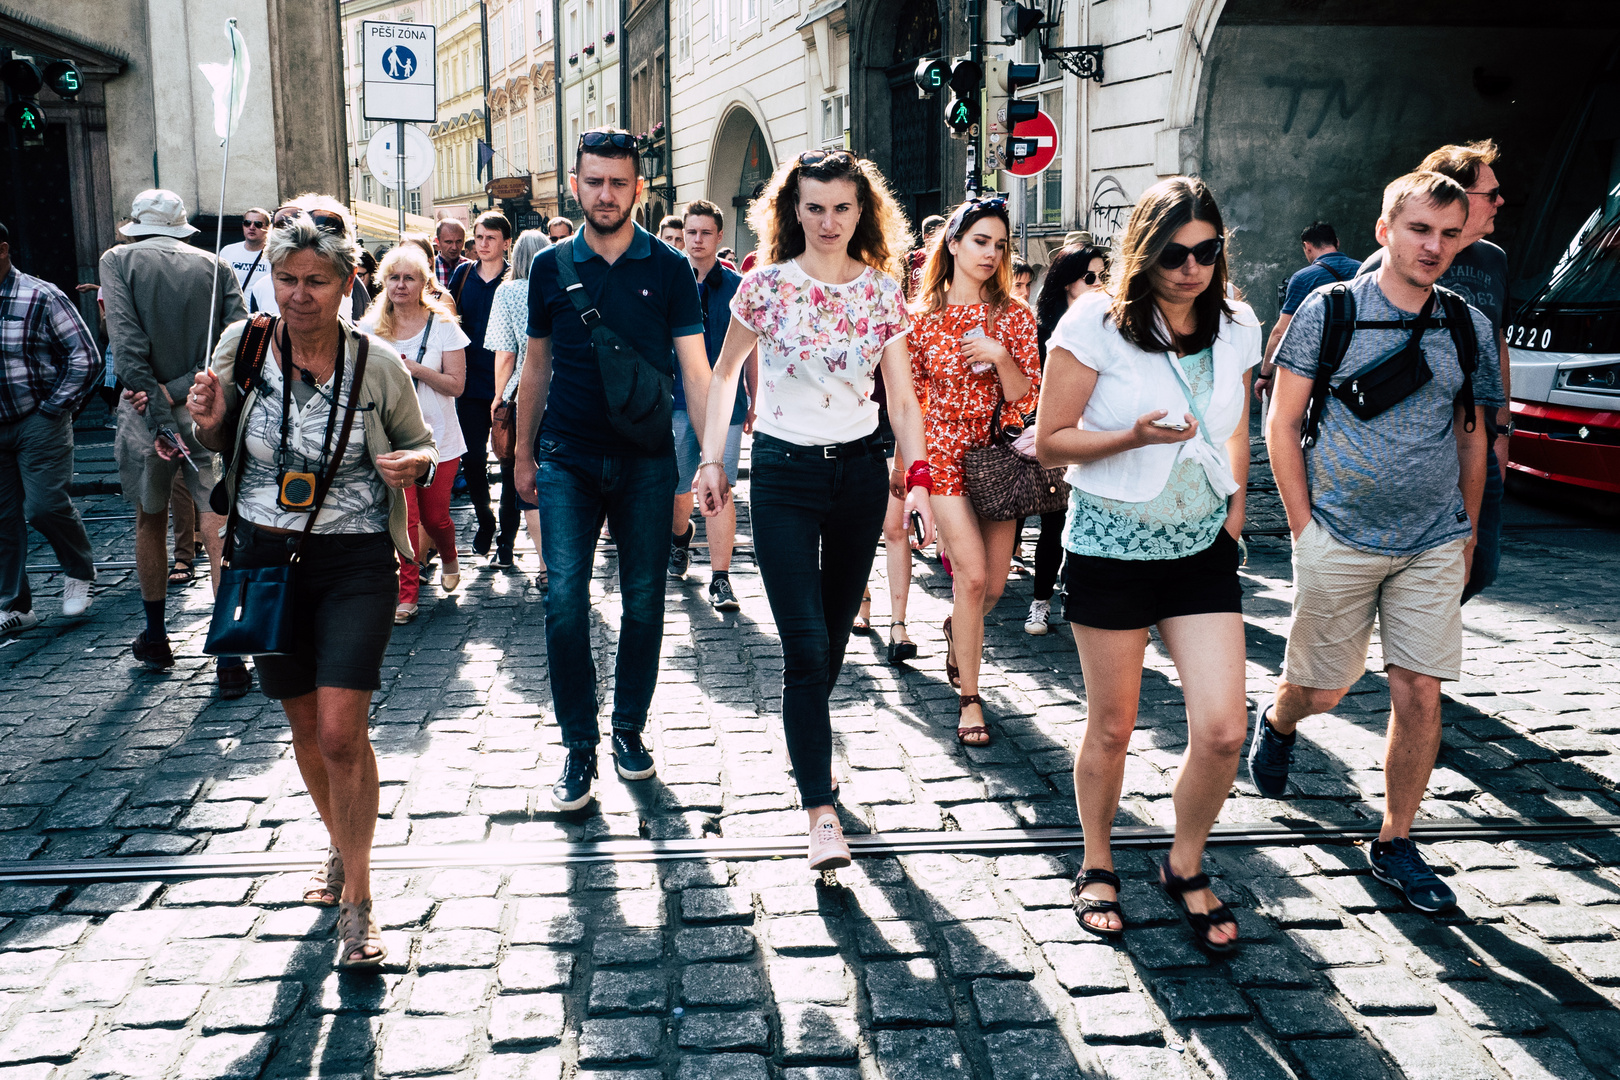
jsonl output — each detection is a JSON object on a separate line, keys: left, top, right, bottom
{"left": 1, "top": 815, "right": 1614, "bottom": 885}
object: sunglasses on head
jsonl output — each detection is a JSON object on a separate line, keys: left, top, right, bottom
{"left": 579, "top": 130, "right": 637, "bottom": 152}
{"left": 945, "top": 196, "right": 1008, "bottom": 241}
{"left": 1156, "top": 237, "right": 1223, "bottom": 270}
{"left": 272, "top": 208, "right": 349, "bottom": 236}
{"left": 798, "top": 148, "right": 854, "bottom": 167}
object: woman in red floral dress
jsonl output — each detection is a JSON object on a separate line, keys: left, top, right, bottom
{"left": 908, "top": 197, "right": 1041, "bottom": 745}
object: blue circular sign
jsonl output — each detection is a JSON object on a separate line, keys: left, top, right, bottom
{"left": 382, "top": 45, "right": 417, "bottom": 81}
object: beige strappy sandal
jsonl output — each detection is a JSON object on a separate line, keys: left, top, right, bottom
{"left": 304, "top": 845, "right": 344, "bottom": 906}
{"left": 335, "top": 898, "right": 386, "bottom": 968}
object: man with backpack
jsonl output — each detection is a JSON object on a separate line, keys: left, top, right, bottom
{"left": 1253, "top": 171, "right": 1501, "bottom": 913}
{"left": 512, "top": 129, "right": 712, "bottom": 811}
{"left": 1255, "top": 221, "right": 1360, "bottom": 396}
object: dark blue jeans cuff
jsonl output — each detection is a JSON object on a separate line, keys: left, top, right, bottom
{"left": 799, "top": 785, "right": 840, "bottom": 809}
{"left": 610, "top": 719, "right": 646, "bottom": 734}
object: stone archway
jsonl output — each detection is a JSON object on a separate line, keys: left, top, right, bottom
{"left": 706, "top": 104, "right": 774, "bottom": 255}
{"left": 855, "top": 0, "right": 945, "bottom": 228}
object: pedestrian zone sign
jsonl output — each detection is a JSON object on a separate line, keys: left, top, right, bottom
{"left": 363, "top": 21, "right": 436, "bottom": 123}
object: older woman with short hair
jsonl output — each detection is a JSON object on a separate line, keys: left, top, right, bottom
{"left": 186, "top": 196, "right": 437, "bottom": 968}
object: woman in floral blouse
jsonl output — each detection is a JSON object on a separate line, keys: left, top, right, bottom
{"left": 908, "top": 197, "right": 1041, "bottom": 747}
{"left": 694, "top": 150, "right": 934, "bottom": 872}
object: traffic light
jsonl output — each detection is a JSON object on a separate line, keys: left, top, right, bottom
{"left": 946, "top": 58, "right": 981, "bottom": 137}
{"left": 1, "top": 57, "right": 45, "bottom": 147}
{"left": 42, "top": 61, "right": 81, "bottom": 99}
{"left": 914, "top": 57, "right": 948, "bottom": 99}
{"left": 1000, "top": 2, "right": 1043, "bottom": 43}
{"left": 985, "top": 59, "right": 1040, "bottom": 138}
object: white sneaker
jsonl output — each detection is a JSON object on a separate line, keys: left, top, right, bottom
{"left": 62, "top": 577, "right": 93, "bottom": 618}
{"left": 1024, "top": 598, "right": 1051, "bottom": 635}
{"left": 0, "top": 609, "right": 39, "bottom": 635}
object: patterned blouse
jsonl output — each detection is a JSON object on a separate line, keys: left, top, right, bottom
{"left": 483, "top": 279, "right": 530, "bottom": 401}
{"left": 1065, "top": 346, "right": 1227, "bottom": 560}
{"left": 730, "top": 259, "right": 910, "bottom": 446}
{"left": 237, "top": 351, "right": 388, "bottom": 534}
{"left": 907, "top": 301, "right": 1040, "bottom": 425}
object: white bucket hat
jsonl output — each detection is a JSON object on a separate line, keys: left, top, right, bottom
{"left": 120, "top": 189, "right": 200, "bottom": 238}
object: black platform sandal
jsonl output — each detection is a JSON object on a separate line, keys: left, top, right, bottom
{"left": 1071, "top": 867, "right": 1125, "bottom": 940}
{"left": 887, "top": 621, "right": 918, "bottom": 665}
{"left": 1159, "top": 855, "right": 1239, "bottom": 954}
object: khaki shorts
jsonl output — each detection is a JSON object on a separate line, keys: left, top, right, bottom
{"left": 1282, "top": 518, "right": 1466, "bottom": 688}
{"left": 115, "top": 397, "right": 220, "bottom": 515}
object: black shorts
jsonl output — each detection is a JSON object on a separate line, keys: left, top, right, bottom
{"left": 1063, "top": 529, "right": 1243, "bottom": 631}
{"left": 232, "top": 523, "right": 398, "bottom": 699}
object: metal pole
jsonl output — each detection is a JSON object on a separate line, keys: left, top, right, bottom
{"left": 397, "top": 120, "right": 407, "bottom": 240}
{"left": 1017, "top": 175, "right": 1027, "bottom": 258}
{"left": 966, "top": 0, "right": 982, "bottom": 198}
{"left": 205, "top": 19, "right": 240, "bottom": 376}
{"left": 480, "top": 0, "right": 494, "bottom": 208}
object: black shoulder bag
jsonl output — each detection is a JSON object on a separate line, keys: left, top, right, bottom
{"left": 1301, "top": 284, "right": 1477, "bottom": 449}
{"left": 204, "top": 335, "right": 370, "bottom": 656}
{"left": 554, "top": 237, "right": 673, "bottom": 454}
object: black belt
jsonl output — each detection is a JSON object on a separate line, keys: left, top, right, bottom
{"left": 753, "top": 431, "right": 889, "bottom": 460}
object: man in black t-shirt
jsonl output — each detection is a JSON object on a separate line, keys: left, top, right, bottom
{"left": 513, "top": 130, "right": 712, "bottom": 811}
{"left": 1357, "top": 140, "right": 1510, "bottom": 603}
{"left": 448, "top": 211, "right": 511, "bottom": 556}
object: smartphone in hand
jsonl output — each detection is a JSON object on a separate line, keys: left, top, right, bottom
{"left": 910, "top": 510, "right": 926, "bottom": 546}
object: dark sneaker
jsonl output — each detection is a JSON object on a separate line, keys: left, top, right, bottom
{"left": 1369, "top": 836, "right": 1456, "bottom": 913}
{"left": 1246, "top": 697, "right": 1295, "bottom": 799}
{"left": 491, "top": 547, "right": 515, "bottom": 569}
{"left": 551, "top": 749, "right": 598, "bottom": 811}
{"left": 709, "top": 576, "right": 740, "bottom": 611}
{"left": 611, "top": 731, "right": 656, "bottom": 780}
{"left": 131, "top": 632, "right": 175, "bottom": 671}
{"left": 473, "top": 520, "right": 495, "bottom": 556}
{"left": 668, "top": 542, "right": 690, "bottom": 580}
{"left": 217, "top": 663, "right": 253, "bottom": 700}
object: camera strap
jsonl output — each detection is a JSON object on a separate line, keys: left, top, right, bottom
{"left": 276, "top": 322, "right": 346, "bottom": 474}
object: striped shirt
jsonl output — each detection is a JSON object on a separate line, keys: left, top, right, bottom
{"left": 0, "top": 267, "right": 102, "bottom": 422}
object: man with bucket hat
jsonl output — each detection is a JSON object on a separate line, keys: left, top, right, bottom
{"left": 99, "top": 189, "right": 251, "bottom": 695}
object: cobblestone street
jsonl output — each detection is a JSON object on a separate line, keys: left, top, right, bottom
{"left": 5, "top": 431, "right": 1620, "bottom": 1080}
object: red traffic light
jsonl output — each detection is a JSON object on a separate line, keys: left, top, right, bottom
{"left": 948, "top": 59, "right": 982, "bottom": 98}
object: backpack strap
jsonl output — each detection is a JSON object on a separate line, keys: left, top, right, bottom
{"left": 1302, "top": 284, "right": 1356, "bottom": 449}
{"left": 1433, "top": 285, "right": 1478, "bottom": 434}
{"left": 231, "top": 313, "right": 276, "bottom": 395}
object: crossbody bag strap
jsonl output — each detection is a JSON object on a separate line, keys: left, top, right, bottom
{"left": 292, "top": 335, "right": 369, "bottom": 561}
{"left": 410, "top": 312, "right": 435, "bottom": 387}
{"left": 220, "top": 315, "right": 278, "bottom": 566}
{"left": 554, "top": 237, "right": 602, "bottom": 328}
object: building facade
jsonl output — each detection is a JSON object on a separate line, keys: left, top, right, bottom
{"left": 486, "top": 0, "right": 559, "bottom": 230}
{"left": 1, "top": 0, "right": 347, "bottom": 317}
{"left": 554, "top": 0, "right": 622, "bottom": 220}
{"left": 340, "top": 0, "right": 438, "bottom": 246}
{"left": 428, "top": 0, "right": 490, "bottom": 224}
{"left": 623, "top": 0, "right": 670, "bottom": 226}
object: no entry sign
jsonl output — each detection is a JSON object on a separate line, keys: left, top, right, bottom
{"left": 363, "top": 20, "right": 437, "bottom": 123}
{"left": 1003, "top": 110, "right": 1058, "bottom": 178}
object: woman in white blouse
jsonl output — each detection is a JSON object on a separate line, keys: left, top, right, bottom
{"left": 694, "top": 150, "right": 935, "bottom": 871}
{"left": 361, "top": 245, "right": 469, "bottom": 622}
{"left": 1035, "top": 177, "right": 1259, "bottom": 954}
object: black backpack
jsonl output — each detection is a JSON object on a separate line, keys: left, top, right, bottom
{"left": 1301, "top": 283, "right": 1478, "bottom": 449}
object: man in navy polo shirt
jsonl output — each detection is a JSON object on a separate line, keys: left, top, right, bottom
{"left": 514, "top": 128, "right": 712, "bottom": 811}
{"left": 449, "top": 210, "right": 512, "bottom": 556}
{"left": 1255, "top": 221, "right": 1361, "bottom": 394}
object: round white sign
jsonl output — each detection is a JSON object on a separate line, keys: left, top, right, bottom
{"left": 365, "top": 125, "right": 434, "bottom": 191}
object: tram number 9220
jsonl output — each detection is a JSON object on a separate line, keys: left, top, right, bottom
{"left": 1506, "top": 323, "right": 1555, "bottom": 351}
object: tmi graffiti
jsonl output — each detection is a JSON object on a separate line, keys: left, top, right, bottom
{"left": 1263, "top": 76, "right": 1404, "bottom": 138}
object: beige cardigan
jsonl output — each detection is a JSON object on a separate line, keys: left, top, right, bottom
{"left": 207, "top": 316, "right": 440, "bottom": 560}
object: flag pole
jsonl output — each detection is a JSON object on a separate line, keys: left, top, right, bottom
{"left": 205, "top": 18, "right": 241, "bottom": 373}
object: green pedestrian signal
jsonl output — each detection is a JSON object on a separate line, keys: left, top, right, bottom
{"left": 6, "top": 100, "right": 46, "bottom": 146}
{"left": 946, "top": 58, "right": 982, "bottom": 137}
{"left": 947, "top": 97, "right": 979, "bottom": 134}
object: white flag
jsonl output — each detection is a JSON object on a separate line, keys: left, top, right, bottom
{"left": 198, "top": 19, "right": 250, "bottom": 140}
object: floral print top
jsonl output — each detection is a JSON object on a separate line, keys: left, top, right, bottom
{"left": 907, "top": 301, "right": 1041, "bottom": 425}
{"left": 730, "top": 259, "right": 910, "bottom": 446}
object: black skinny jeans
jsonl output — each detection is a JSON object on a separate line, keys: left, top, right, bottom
{"left": 749, "top": 434, "right": 889, "bottom": 809}
{"left": 455, "top": 397, "right": 495, "bottom": 532}
{"left": 1030, "top": 509, "right": 1065, "bottom": 602}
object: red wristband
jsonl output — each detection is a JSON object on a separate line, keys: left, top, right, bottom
{"left": 905, "top": 460, "right": 933, "bottom": 492}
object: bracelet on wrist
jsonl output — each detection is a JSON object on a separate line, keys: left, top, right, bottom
{"left": 697, "top": 460, "right": 727, "bottom": 472}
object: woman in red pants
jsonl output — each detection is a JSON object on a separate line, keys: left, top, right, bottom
{"left": 360, "top": 245, "right": 468, "bottom": 622}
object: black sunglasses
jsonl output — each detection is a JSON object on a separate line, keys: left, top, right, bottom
{"left": 1156, "top": 237, "right": 1223, "bottom": 269}
{"left": 945, "top": 196, "right": 1008, "bottom": 241}
{"left": 579, "top": 130, "right": 637, "bottom": 152}
{"left": 242, "top": 218, "right": 269, "bottom": 229}
{"left": 272, "top": 208, "right": 349, "bottom": 237}
{"left": 1079, "top": 269, "right": 1103, "bottom": 286}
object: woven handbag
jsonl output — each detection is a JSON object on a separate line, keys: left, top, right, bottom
{"left": 962, "top": 397, "right": 1071, "bottom": 521}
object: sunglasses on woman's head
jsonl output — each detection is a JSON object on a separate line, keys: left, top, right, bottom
{"left": 944, "top": 196, "right": 1008, "bottom": 241}
{"left": 1156, "top": 237, "right": 1222, "bottom": 269}
{"left": 579, "top": 130, "right": 637, "bottom": 151}
{"left": 273, "top": 209, "right": 348, "bottom": 236}
{"left": 798, "top": 149, "right": 854, "bottom": 168}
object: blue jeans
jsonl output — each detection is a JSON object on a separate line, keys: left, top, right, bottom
{"left": 1462, "top": 443, "right": 1502, "bottom": 604}
{"left": 535, "top": 438, "right": 677, "bottom": 749}
{"left": 749, "top": 434, "right": 889, "bottom": 808}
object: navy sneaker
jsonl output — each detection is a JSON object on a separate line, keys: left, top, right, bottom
{"left": 668, "top": 542, "right": 691, "bottom": 580}
{"left": 1246, "top": 697, "right": 1295, "bottom": 799}
{"left": 709, "top": 575, "right": 740, "bottom": 612}
{"left": 611, "top": 731, "right": 656, "bottom": 780}
{"left": 1369, "top": 837, "right": 1456, "bottom": 913}
{"left": 551, "top": 749, "right": 597, "bottom": 811}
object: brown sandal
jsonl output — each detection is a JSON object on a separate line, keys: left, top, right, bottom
{"left": 335, "top": 898, "right": 386, "bottom": 968}
{"left": 303, "top": 845, "right": 344, "bottom": 906}
{"left": 956, "top": 693, "right": 990, "bottom": 746}
{"left": 943, "top": 616, "right": 961, "bottom": 689}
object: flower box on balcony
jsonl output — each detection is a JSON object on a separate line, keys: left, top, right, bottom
{"left": 583, "top": 42, "right": 596, "bottom": 56}
{"left": 568, "top": 53, "right": 578, "bottom": 65}
{"left": 603, "top": 31, "right": 616, "bottom": 45}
